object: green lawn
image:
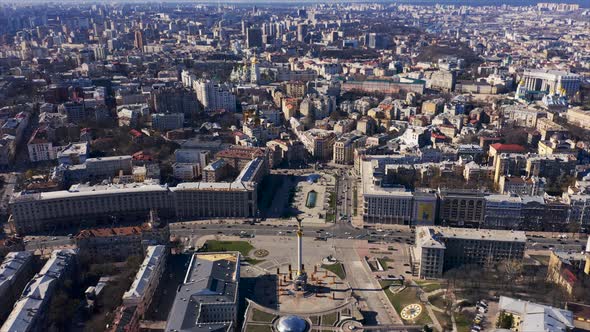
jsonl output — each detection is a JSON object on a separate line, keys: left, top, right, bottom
{"left": 379, "top": 279, "right": 403, "bottom": 289}
{"left": 429, "top": 294, "right": 449, "bottom": 310}
{"left": 326, "top": 192, "right": 337, "bottom": 222}
{"left": 433, "top": 310, "right": 452, "bottom": 331}
{"left": 416, "top": 280, "right": 445, "bottom": 293}
{"left": 455, "top": 311, "right": 473, "bottom": 332}
{"left": 321, "top": 262, "right": 346, "bottom": 279}
{"left": 251, "top": 309, "right": 276, "bottom": 323}
{"left": 384, "top": 287, "right": 432, "bottom": 326}
{"left": 377, "top": 258, "right": 390, "bottom": 270}
{"left": 322, "top": 312, "right": 339, "bottom": 326}
{"left": 201, "top": 240, "right": 254, "bottom": 257}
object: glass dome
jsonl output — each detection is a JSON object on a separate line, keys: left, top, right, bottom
{"left": 276, "top": 315, "right": 308, "bottom": 332}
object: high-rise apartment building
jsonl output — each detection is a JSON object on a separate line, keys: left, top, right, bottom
{"left": 246, "top": 27, "right": 263, "bottom": 48}
{"left": 193, "top": 80, "right": 236, "bottom": 113}
{"left": 134, "top": 29, "right": 144, "bottom": 51}
{"left": 297, "top": 23, "right": 308, "bottom": 43}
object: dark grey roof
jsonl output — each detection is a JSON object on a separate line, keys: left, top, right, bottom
{"left": 165, "top": 252, "right": 240, "bottom": 332}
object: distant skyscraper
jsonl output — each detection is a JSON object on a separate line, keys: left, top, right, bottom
{"left": 93, "top": 44, "right": 107, "bottom": 60}
{"left": 251, "top": 56, "right": 260, "bottom": 85}
{"left": 242, "top": 20, "right": 249, "bottom": 36}
{"left": 134, "top": 29, "right": 144, "bottom": 51}
{"left": 297, "top": 23, "right": 308, "bottom": 43}
{"left": 246, "top": 27, "right": 263, "bottom": 48}
{"left": 368, "top": 33, "right": 389, "bottom": 49}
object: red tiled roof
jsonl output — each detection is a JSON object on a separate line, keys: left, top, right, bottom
{"left": 490, "top": 143, "right": 526, "bottom": 152}
{"left": 561, "top": 267, "right": 578, "bottom": 285}
{"left": 75, "top": 224, "right": 150, "bottom": 239}
{"left": 129, "top": 129, "right": 143, "bottom": 138}
{"left": 132, "top": 151, "right": 153, "bottom": 161}
{"left": 216, "top": 146, "right": 266, "bottom": 160}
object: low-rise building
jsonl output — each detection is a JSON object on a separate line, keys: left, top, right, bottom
{"left": 525, "top": 154, "right": 576, "bottom": 178}
{"left": 85, "top": 155, "right": 133, "bottom": 179}
{"left": 75, "top": 218, "right": 169, "bottom": 262}
{"left": 122, "top": 245, "right": 167, "bottom": 318}
{"left": 0, "top": 251, "right": 35, "bottom": 321}
{"left": 151, "top": 113, "right": 184, "bottom": 131}
{"left": 173, "top": 162, "right": 201, "bottom": 181}
{"left": 1, "top": 249, "right": 78, "bottom": 332}
{"left": 165, "top": 252, "right": 240, "bottom": 332}
{"left": 499, "top": 176, "right": 545, "bottom": 196}
{"left": 57, "top": 142, "right": 89, "bottom": 165}
{"left": 547, "top": 250, "right": 589, "bottom": 296}
{"left": 498, "top": 296, "right": 574, "bottom": 332}
{"left": 567, "top": 108, "right": 590, "bottom": 130}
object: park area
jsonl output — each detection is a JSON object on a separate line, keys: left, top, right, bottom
{"left": 384, "top": 286, "right": 432, "bottom": 325}
{"left": 199, "top": 240, "right": 268, "bottom": 265}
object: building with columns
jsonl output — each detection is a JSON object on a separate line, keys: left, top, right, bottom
{"left": 521, "top": 69, "right": 580, "bottom": 97}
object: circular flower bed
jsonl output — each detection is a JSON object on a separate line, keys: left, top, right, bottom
{"left": 400, "top": 303, "right": 423, "bottom": 321}
{"left": 254, "top": 249, "right": 269, "bottom": 258}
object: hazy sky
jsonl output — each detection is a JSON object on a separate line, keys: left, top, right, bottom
{"left": 5, "top": 0, "right": 589, "bottom": 7}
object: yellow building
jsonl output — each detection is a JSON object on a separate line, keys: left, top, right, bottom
{"left": 568, "top": 107, "right": 590, "bottom": 130}
{"left": 547, "top": 250, "right": 586, "bottom": 295}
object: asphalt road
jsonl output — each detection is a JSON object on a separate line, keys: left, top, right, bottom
{"left": 22, "top": 220, "right": 588, "bottom": 253}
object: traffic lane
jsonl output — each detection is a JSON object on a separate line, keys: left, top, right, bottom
{"left": 171, "top": 225, "right": 579, "bottom": 250}
{"left": 170, "top": 223, "right": 415, "bottom": 238}
{"left": 24, "top": 236, "right": 73, "bottom": 250}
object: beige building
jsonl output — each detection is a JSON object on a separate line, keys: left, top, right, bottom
{"left": 421, "top": 99, "right": 444, "bottom": 116}
{"left": 300, "top": 129, "right": 335, "bottom": 161}
{"left": 437, "top": 189, "right": 486, "bottom": 227}
{"left": 281, "top": 98, "right": 299, "bottom": 120}
{"left": 499, "top": 176, "right": 545, "bottom": 196}
{"left": 333, "top": 134, "right": 366, "bottom": 165}
{"left": 502, "top": 104, "right": 546, "bottom": 128}
{"left": 285, "top": 81, "right": 306, "bottom": 98}
{"left": 122, "top": 245, "right": 167, "bottom": 319}
{"left": 360, "top": 159, "right": 414, "bottom": 225}
{"left": 536, "top": 118, "right": 568, "bottom": 140}
{"left": 10, "top": 183, "right": 173, "bottom": 234}
{"left": 567, "top": 108, "right": 590, "bottom": 130}
{"left": 537, "top": 137, "right": 575, "bottom": 155}
{"left": 11, "top": 157, "right": 267, "bottom": 235}
{"left": 525, "top": 154, "right": 576, "bottom": 178}
{"left": 75, "top": 218, "right": 169, "bottom": 262}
